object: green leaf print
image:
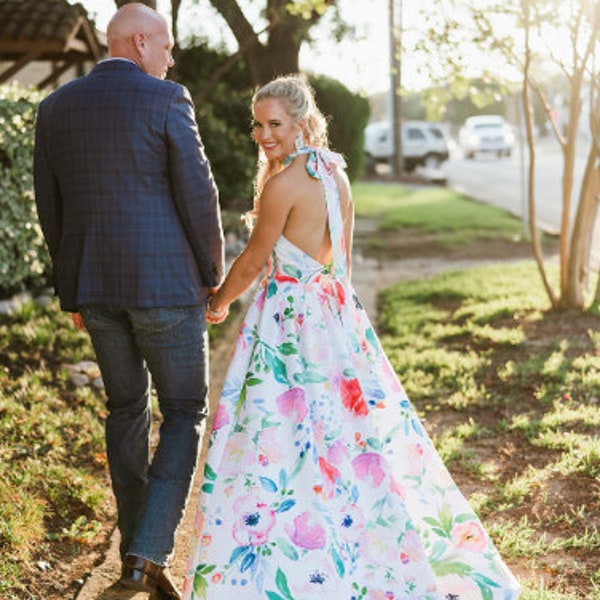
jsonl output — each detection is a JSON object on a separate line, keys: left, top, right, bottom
{"left": 266, "top": 593, "right": 287, "bottom": 600}
{"left": 283, "top": 264, "right": 303, "bottom": 280}
{"left": 276, "top": 537, "right": 299, "bottom": 561}
{"left": 264, "top": 346, "right": 289, "bottom": 385}
{"left": 193, "top": 564, "right": 216, "bottom": 599}
{"left": 331, "top": 546, "right": 345, "bottom": 577}
{"left": 278, "top": 342, "right": 298, "bottom": 355}
{"left": 201, "top": 482, "right": 214, "bottom": 493}
{"left": 235, "top": 384, "right": 247, "bottom": 416}
{"left": 275, "top": 568, "right": 295, "bottom": 600}
{"left": 432, "top": 559, "right": 473, "bottom": 577}
{"left": 246, "top": 377, "right": 263, "bottom": 386}
{"left": 203, "top": 463, "right": 217, "bottom": 481}
{"left": 365, "top": 326, "right": 378, "bottom": 350}
{"left": 267, "top": 280, "right": 277, "bottom": 298}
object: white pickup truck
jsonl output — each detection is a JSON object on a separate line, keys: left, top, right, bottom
{"left": 364, "top": 120, "right": 450, "bottom": 173}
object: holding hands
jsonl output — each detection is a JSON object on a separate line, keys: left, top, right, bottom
{"left": 206, "top": 289, "right": 228, "bottom": 324}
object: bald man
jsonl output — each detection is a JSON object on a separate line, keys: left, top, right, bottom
{"left": 34, "top": 4, "right": 224, "bottom": 599}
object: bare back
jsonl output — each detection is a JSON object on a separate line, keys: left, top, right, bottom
{"left": 280, "top": 154, "right": 353, "bottom": 266}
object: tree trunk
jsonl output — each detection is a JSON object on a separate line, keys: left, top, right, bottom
{"left": 209, "top": 0, "right": 334, "bottom": 85}
{"left": 521, "top": 0, "right": 558, "bottom": 308}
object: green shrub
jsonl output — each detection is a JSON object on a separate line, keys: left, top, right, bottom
{"left": 173, "top": 41, "right": 256, "bottom": 213}
{"left": 0, "top": 84, "right": 51, "bottom": 298}
{"left": 310, "top": 74, "right": 371, "bottom": 181}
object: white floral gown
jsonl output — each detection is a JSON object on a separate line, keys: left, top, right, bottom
{"left": 183, "top": 148, "right": 521, "bottom": 600}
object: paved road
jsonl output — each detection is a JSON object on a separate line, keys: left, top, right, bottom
{"left": 439, "top": 135, "right": 599, "bottom": 264}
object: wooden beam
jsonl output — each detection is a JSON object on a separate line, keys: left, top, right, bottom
{"left": 37, "top": 60, "right": 76, "bottom": 89}
{"left": 0, "top": 49, "right": 43, "bottom": 84}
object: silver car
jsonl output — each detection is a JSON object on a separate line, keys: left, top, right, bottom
{"left": 459, "top": 115, "right": 515, "bottom": 159}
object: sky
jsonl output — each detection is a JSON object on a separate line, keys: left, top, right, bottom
{"left": 77, "top": 0, "right": 399, "bottom": 94}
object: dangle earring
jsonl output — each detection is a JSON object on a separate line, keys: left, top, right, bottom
{"left": 294, "top": 130, "right": 306, "bottom": 152}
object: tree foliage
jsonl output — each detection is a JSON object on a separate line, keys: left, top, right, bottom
{"left": 418, "top": 0, "right": 600, "bottom": 311}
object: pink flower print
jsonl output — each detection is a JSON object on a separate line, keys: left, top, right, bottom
{"left": 390, "top": 474, "right": 406, "bottom": 499}
{"left": 276, "top": 387, "right": 308, "bottom": 422}
{"left": 405, "top": 442, "right": 425, "bottom": 477}
{"left": 437, "top": 573, "right": 481, "bottom": 597}
{"left": 352, "top": 452, "right": 386, "bottom": 487}
{"left": 232, "top": 494, "right": 276, "bottom": 546}
{"left": 318, "top": 456, "right": 341, "bottom": 498}
{"left": 382, "top": 358, "right": 403, "bottom": 392}
{"left": 192, "top": 509, "right": 206, "bottom": 538}
{"left": 399, "top": 530, "right": 426, "bottom": 564}
{"left": 211, "top": 404, "right": 229, "bottom": 432}
{"left": 285, "top": 511, "right": 326, "bottom": 549}
{"left": 451, "top": 521, "right": 488, "bottom": 552}
{"left": 258, "top": 426, "right": 284, "bottom": 465}
{"left": 359, "top": 529, "right": 397, "bottom": 565}
{"left": 290, "top": 554, "right": 337, "bottom": 596}
{"left": 337, "top": 503, "right": 365, "bottom": 543}
{"left": 366, "top": 591, "right": 395, "bottom": 600}
{"left": 222, "top": 432, "right": 256, "bottom": 476}
{"left": 340, "top": 377, "right": 368, "bottom": 417}
{"left": 327, "top": 439, "right": 349, "bottom": 465}
{"left": 256, "top": 287, "right": 266, "bottom": 310}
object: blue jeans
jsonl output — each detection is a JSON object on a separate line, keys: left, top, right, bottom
{"left": 80, "top": 305, "right": 208, "bottom": 566}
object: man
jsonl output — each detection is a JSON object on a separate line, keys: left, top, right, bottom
{"left": 33, "top": 4, "right": 224, "bottom": 599}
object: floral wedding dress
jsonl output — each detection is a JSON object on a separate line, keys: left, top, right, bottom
{"left": 182, "top": 148, "right": 520, "bottom": 600}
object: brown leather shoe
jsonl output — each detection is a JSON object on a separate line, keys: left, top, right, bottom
{"left": 120, "top": 554, "right": 182, "bottom": 600}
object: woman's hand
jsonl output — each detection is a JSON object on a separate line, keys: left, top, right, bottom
{"left": 206, "top": 293, "right": 229, "bottom": 324}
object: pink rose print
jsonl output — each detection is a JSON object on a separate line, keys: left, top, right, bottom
{"left": 211, "top": 404, "right": 229, "bottom": 432}
{"left": 451, "top": 521, "right": 487, "bottom": 552}
{"left": 352, "top": 452, "right": 386, "bottom": 487}
{"left": 276, "top": 387, "right": 308, "bottom": 422}
{"left": 232, "top": 494, "right": 276, "bottom": 546}
{"left": 399, "top": 529, "right": 426, "bottom": 564}
{"left": 340, "top": 377, "right": 368, "bottom": 416}
{"left": 285, "top": 511, "right": 326, "bottom": 549}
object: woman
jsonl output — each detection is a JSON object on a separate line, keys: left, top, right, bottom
{"left": 183, "top": 75, "right": 520, "bottom": 600}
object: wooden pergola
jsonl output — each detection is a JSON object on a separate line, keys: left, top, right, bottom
{"left": 0, "top": 0, "right": 106, "bottom": 89}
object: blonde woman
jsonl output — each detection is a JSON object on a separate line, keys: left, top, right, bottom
{"left": 183, "top": 75, "right": 520, "bottom": 600}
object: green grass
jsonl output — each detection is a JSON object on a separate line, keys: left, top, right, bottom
{"left": 352, "top": 181, "right": 524, "bottom": 245}
{"left": 378, "top": 260, "right": 600, "bottom": 597}
{"left": 0, "top": 294, "right": 242, "bottom": 597}
{"left": 0, "top": 300, "right": 109, "bottom": 596}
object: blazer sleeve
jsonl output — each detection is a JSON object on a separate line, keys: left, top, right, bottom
{"left": 33, "top": 100, "right": 62, "bottom": 267}
{"left": 166, "top": 85, "right": 225, "bottom": 288}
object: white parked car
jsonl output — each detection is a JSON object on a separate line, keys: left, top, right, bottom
{"left": 459, "top": 115, "right": 515, "bottom": 159}
{"left": 364, "top": 120, "right": 450, "bottom": 173}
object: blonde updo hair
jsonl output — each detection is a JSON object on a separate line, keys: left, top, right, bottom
{"left": 249, "top": 75, "right": 329, "bottom": 218}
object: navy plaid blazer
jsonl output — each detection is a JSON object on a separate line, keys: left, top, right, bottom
{"left": 34, "top": 59, "right": 224, "bottom": 312}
